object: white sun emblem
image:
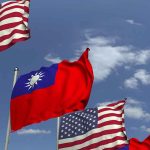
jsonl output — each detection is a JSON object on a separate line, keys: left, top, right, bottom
{"left": 25, "top": 72, "right": 44, "bottom": 90}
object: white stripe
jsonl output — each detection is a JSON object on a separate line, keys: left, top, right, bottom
{"left": 59, "top": 124, "right": 124, "bottom": 144}
{"left": 0, "top": 24, "right": 28, "bottom": 37}
{"left": 1, "top": 1, "right": 12, "bottom": 7}
{"left": 23, "top": 19, "right": 28, "bottom": 27}
{"left": 0, "top": 7, "right": 25, "bottom": 18}
{"left": 98, "top": 110, "right": 122, "bottom": 117}
{"left": 23, "top": 13, "right": 29, "bottom": 19}
{"left": 98, "top": 116, "right": 122, "bottom": 124}
{"left": 24, "top": 1, "right": 30, "bottom": 7}
{"left": 0, "top": 17, "right": 23, "bottom": 26}
{"left": 0, "top": 32, "right": 29, "bottom": 46}
{"left": 59, "top": 132, "right": 127, "bottom": 150}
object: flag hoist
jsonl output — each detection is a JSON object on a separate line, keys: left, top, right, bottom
{"left": 5, "top": 67, "right": 19, "bottom": 150}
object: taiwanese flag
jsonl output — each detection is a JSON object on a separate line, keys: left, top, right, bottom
{"left": 10, "top": 48, "right": 94, "bottom": 131}
{"left": 129, "top": 135, "right": 150, "bottom": 150}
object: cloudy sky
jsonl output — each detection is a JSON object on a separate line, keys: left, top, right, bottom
{"left": 0, "top": 0, "right": 150, "bottom": 149}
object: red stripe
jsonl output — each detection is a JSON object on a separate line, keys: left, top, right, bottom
{"left": 0, "top": 12, "right": 28, "bottom": 23}
{"left": 0, "top": 37, "right": 30, "bottom": 52}
{"left": 59, "top": 128, "right": 125, "bottom": 149}
{"left": 24, "top": 6, "right": 30, "bottom": 13}
{"left": 0, "top": 28, "right": 30, "bottom": 42}
{"left": 107, "top": 100, "right": 125, "bottom": 107}
{"left": 0, "top": 12, "right": 24, "bottom": 21}
{"left": 98, "top": 120, "right": 124, "bottom": 128}
{"left": 17, "top": 0, "right": 30, "bottom": 3}
{"left": 23, "top": 17, "right": 28, "bottom": 23}
{"left": 0, "top": 21, "right": 27, "bottom": 31}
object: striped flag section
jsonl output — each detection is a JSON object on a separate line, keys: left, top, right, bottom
{"left": 0, "top": 0, "right": 30, "bottom": 52}
{"left": 58, "top": 100, "right": 128, "bottom": 150}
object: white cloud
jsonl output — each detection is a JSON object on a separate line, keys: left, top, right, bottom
{"left": 124, "top": 69, "right": 150, "bottom": 89}
{"left": 126, "top": 19, "right": 142, "bottom": 26}
{"left": 134, "top": 69, "right": 150, "bottom": 85}
{"left": 127, "top": 98, "right": 141, "bottom": 105}
{"left": 45, "top": 54, "right": 62, "bottom": 63}
{"left": 125, "top": 106, "right": 148, "bottom": 119}
{"left": 97, "top": 101, "right": 114, "bottom": 107}
{"left": 125, "top": 98, "right": 150, "bottom": 121}
{"left": 81, "top": 36, "right": 150, "bottom": 82}
{"left": 124, "top": 77, "right": 138, "bottom": 89}
{"left": 17, "top": 129, "right": 51, "bottom": 135}
{"left": 135, "top": 50, "right": 150, "bottom": 64}
{"left": 131, "top": 125, "right": 150, "bottom": 133}
{"left": 140, "top": 125, "right": 150, "bottom": 133}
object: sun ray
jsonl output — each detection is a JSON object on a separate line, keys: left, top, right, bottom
{"left": 25, "top": 72, "right": 44, "bottom": 90}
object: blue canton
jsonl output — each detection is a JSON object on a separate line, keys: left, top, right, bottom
{"left": 11, "top": 64, "right": 58, "bottom": 98}
{"left": 59, "top": 108, "right": 98, "bottom": 139}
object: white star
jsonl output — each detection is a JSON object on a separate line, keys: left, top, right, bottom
{"left": 25, "top": 72, "right": 44, "bottom": 90}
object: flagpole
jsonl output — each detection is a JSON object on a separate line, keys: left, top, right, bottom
{"left": 4, "top": 67, "right": 19, "bottom": 150}
{"left": 57, "top": 117, "right": 60, "bottom": 150}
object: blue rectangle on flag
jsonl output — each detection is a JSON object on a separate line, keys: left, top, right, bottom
{"left": 11, "top": 64, "right": 58, "bottom": 98}
{"left": 59, "top": 108, "right": 98, "bottom": 139}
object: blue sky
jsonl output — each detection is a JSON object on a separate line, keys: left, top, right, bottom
{"left": 0, "top": 0, "right": 150, "bottom": 149}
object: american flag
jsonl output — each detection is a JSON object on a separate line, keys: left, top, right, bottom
{"left": 58, "top": 100, "right": 128, "bottom": 150}
{"left": 0, "top": 0, "right": 30, "bottom": 52}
